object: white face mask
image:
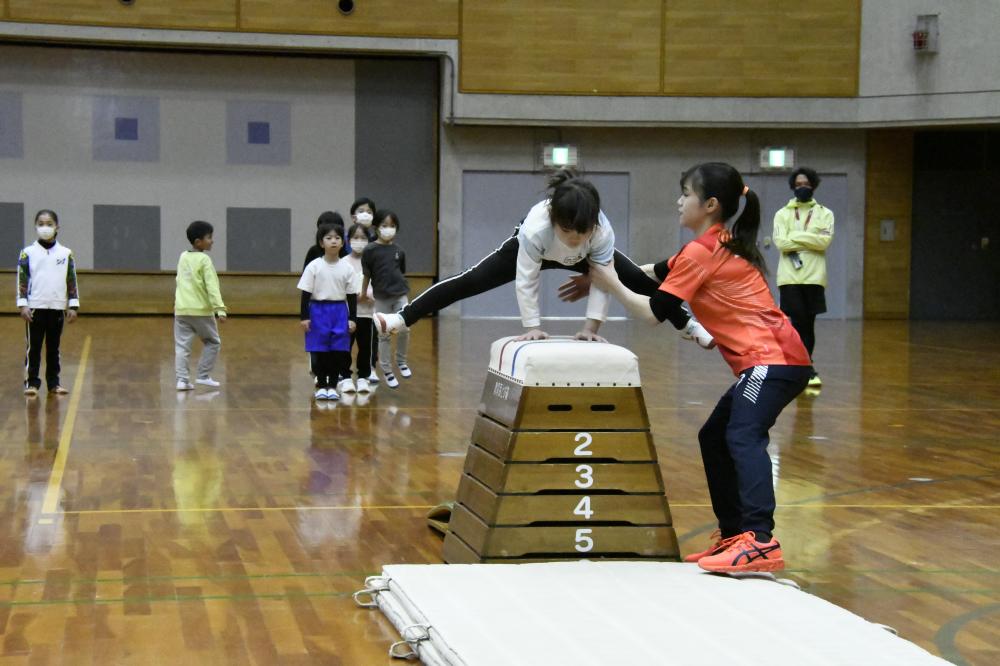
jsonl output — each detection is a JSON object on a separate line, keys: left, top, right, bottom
{"left": 36, "top": 225, "right": 56, "bottom": 241}
{"left": 378, "top": 227, "right": 396, "bottom": 242}
{"left": 350, "top": 240, "right": 368, "bottom": 254}
{"left": 356, "top": 211, "right": 374, "bottom": 227}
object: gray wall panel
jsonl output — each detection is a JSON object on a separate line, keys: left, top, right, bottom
{"left": 355, "top": 59, "right": 438, "bottom": 275}
{"left": 92, "top": 96, "right": 160, "bottom": 163}
{"left": 226, "top": 100, "right": 291, "bottom": 166}
{"left": 0, "top": 92, "right": 23, "bottom": 159}
{"left": 93, "top": 205, "right": 161, "bottom": 270}
{"left": 1, "top": 202, "right": 25, "bottom": 262}
{"left": 226, "top": 207, "right": 291, "bottom": 272}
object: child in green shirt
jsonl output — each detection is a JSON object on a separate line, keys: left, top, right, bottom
{"left": 175, "top": 221, "right": 227, "bottom": 391}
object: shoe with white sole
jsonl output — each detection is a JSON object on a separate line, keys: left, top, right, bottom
{"left": 373, "top": 312, "right": 408, "bottom": 335}
{"left": 176, "top": 380, "right": 195, "bottom": 391}
{"left": 195, "top": 377, "right": 221, "bottom": 388}
{"left": 24, "top": 385, "right": 39, "bottom": 396}
{"left": 398, "top": 364, "right": 412, "bottom": 378}
{"left": 337, "top": 378, "right": 357, "bottom": 394}
{"left": 327, "top": 388, "right": 340, "bottom": 401}
{"left": 314, "top": 388, "right": 328, "bottom": 401}
{"left": 356, "top": 378, "right": 371, "bottom": 393}
{"left": 367, "top": 371, "right": 380, "bottom": 384}
{"left": 384, "top": 372, "right": 400, "bottom": 389}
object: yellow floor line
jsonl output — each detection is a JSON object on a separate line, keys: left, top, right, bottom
{"left": 54, "top": 502, "right": 1000, "bottom": 516}
{"left": 60, "top": 504, "right": 437, "bottom": 515}
{"left": 38, "top": 336, "right": 91, "bottom": 524}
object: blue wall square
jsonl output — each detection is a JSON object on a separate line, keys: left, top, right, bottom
{"left": 115, "top": 117, "right": 139, "bottom": 141}
{"left": 247, "top": 121, "right": 270, "bottom": 145}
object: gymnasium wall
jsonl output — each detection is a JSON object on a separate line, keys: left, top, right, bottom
{"left": 439, "top": 126, "right": 867, "bottom": 318}
{"left": 0, "top": 44, "right": 438, "bottom": 275}
{"left": 1, "top": 0, "right": 860, "bottom": 98}
{"left": 859, "top": 0, "right": 1000, "bottom": 125}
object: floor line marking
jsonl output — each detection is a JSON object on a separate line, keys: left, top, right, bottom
{"left": 60, "top": 504, "right": 437, "bottom": 515}
{"left": 52, "top": 502, "right": 1000, "bottom": 516}
{"left": 38, "top": 335, "right": 91, "bottom": 524}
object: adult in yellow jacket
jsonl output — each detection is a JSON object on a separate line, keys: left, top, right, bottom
{"left": 772, "top": 167, "right": 833, "bottom": 388}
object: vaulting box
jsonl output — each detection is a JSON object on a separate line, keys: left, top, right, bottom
{"left": 443, "top": 337, "right": 679, "bottom": 564}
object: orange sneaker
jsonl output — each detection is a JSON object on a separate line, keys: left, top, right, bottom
{"left": 697, "top": 531, "right": 784, "bottom": 573}
{"left": 683, "top": 529, "right": 725, "bottom": 563}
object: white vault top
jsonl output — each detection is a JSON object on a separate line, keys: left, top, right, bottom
{"left": 487, "top": 336, "right": 641, "bottom": 387}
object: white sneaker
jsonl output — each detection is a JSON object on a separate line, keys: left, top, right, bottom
{"left": 374, "top": 312, "right": 407, "bottom": 335}
{"left": 367, "top": 371, "right": 380, "bottom": 384}
{"left": 355, "top": 378, "right": 371, "bottom": 393}
{"left": 398, "top": 364, "right": 412, "bottom": 378}
{"left": 176, "top": 380, "right": 195, "bottom": 391}
{"left": 327, "top": 388, "right": 340, "bottom": 401}
{"left": 384, "top": 372, "right": 400, "bottom": 389}
{"left": 337, "top": 378, "right": 357, "bottom": 394}
{"left": 314, "top": 388, "right": 328, "bottom": 401}
{"left": 195, "top": 377, "right": 221, "bottom": 388}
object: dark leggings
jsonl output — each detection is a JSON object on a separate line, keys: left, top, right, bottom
{"left": 314, "top": 351, "right": 351, "bottom": 389}
{"left": 399, "top": 235, "right": 658, "bottom": 326}
{"left": 24, "top": 309, "right": 64, "bottom": 390}
{"left": 787, "top": 314, "right": 816, "bottom": 358}
{"left": 351, "top": 317, "right": 376, "bottom": 378}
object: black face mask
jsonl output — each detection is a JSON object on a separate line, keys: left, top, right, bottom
{"left": 794, "top": 186, "right": 813, "bottom": 203}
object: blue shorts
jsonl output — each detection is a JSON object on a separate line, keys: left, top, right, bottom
{"left": 305, "top": 301, "right": 350, "bottom": 352}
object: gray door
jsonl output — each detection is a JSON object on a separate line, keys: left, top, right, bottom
{"left": 460, "top": 171, "right": 630, "bottom": 319}
{"left": 911, "top": 131, "right": 1000, "bottom": 319}
{"left": 678, "top": 173, "right": 848, "bottom": 319}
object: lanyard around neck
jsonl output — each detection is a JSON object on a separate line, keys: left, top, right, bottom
{"left": 794, "top": 207, "right": 814, "bottom": 228}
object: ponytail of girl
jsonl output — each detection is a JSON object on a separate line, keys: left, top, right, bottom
{"left": 546, "top": 167, "right": 601, "bottom": 234}
{"left": 680, "top": 162, "right": 767, "bottom": 275}
{"left": 724, "top": 188, "right": 766, "bottom": 275}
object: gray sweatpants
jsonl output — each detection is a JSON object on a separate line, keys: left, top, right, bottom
{"left": 175, "top": 315, "right": 221, "bottom": 382}
{"left": 374, "top": 295, "right": 409, "bottom": 374}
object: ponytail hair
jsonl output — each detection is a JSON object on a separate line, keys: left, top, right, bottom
{"left": 680, "top": 162, "right": 767, "bottom": 274}
{"left": 546, "top": 167, "right": 601, "bottom": 234}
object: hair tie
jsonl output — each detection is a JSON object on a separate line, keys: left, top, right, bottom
{"left": 742, "top": 185, "right": 749, "bottom": 196}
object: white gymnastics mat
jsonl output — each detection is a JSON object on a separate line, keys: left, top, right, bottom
{"left": 355, "top": 561, "right": 949, "bottom": 665}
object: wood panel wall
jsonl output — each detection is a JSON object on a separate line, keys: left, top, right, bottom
{"left": 459, "top": 0, "right": 663, "bottom": 94}
{"left": 3, "top": 2, "right": 860, "bottom": 97}
{"left": 863, "top": 129, "right": 913, "bottom": 319}
{"left": 7, "top": 0, "right": 238, "bottom": 30}
{"left": 460, "top": 0, "right": 860, "bottom": 96}
{"left": 240, "top": 0, "right": 457, "bottom": 37}
{"left": 661, "top": 0, "right": 860, "bottom": 97}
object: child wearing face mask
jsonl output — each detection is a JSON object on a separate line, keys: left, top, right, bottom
{"left": 17, "top": 209, "right": 80, "bottom": 396}
{"left": 344, "top": 223, "right": 376, "bottom": 393}
{"left": 349, "top": 198, "right": 379, "bottom": 383}
{"left": 350, "top": 198, "right": 376, "bottom": 231}
{"left": 361, "top": 210, "right": 410, "bottom": 388}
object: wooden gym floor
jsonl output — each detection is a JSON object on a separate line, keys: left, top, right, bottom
{"left": 0, "top": 315, "right": 997, "bottom": 665}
